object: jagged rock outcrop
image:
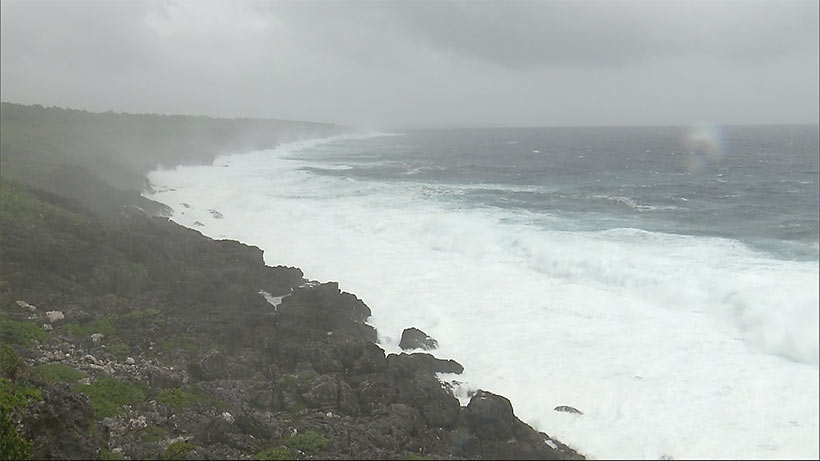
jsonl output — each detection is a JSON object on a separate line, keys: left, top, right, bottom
{"left": 399, "top": 327, "right": 439, "bottom": 351}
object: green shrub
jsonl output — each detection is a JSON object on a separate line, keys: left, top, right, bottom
{"left": 279, "top": 370, "right": 318, "bottom": 393}
{"left": 106, "top": 343, "right": 130, "bottom": 360}
{"left": 78, "top": 378, "right": 145, "bottom": 419}
{"left": 0, "top": 378, "right": 42, "bottom": 412}
{"left": 159, "top": 334, "right": 196, "bottom": 353}
{"left": 0, "top": 408, "right": 32, "bottom": 460}
{"left": 0, "top": 315, "right": 48, "bottom": 346}
{"left": 164, "top": 441, "right": 195, "bottom": 460}
{"left": 0, "top": 179, "right": 86, "bottom": 227}
{"left": 100, "top": 293, "right": 124, "bottom": 307}
{"left": 88, "top": 422, "right": 105, "bottom": 443}
{"left": 121, "top": 308, "right": 163, "bottom": 324}
{"left": 155, "top": 388, "right": 201, "bottom": 412}
{"left": 141, "top": 425, "right": 166, "bottom": 443}
{"left": 29, "top": 363, "right": 85, "bottom": 384}
{"left": 284, "top": 430, "right": 328, "bottom": 455}
{"left": 285, "top": 402, "right": 307, "bottom": 418}
{"left": 64, "top": 316, "right": 116, "bottom": 338}
{"left": 100, "top": 449, "right": 125, "bottom": 460}
{"left": 406, "top": 454, "right": 429, "bottom": 460}
{"left": 0, "top": 343, "right": 22, "bottom": 379}
{"left": 254, "top": 447, "right": 293, "bottom": 460}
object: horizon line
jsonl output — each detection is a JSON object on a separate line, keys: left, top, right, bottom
{"left": 3, "top": 100, "right": 817, "bottom": 132}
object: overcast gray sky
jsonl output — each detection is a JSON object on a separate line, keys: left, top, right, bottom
{"left": 1, "top": 0, "right": 818, "bottom": 129}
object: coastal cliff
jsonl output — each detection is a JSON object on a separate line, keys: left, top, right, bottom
{"left": 0, "top": 103, "right": 584, "bottom": 460}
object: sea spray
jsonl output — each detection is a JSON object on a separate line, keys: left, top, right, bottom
{"left": 147, "top": 128, "right": 819, "bottom": 459}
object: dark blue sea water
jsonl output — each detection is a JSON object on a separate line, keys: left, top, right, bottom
{"left": 298, "top": 125, "right": 819, "bottom": 261}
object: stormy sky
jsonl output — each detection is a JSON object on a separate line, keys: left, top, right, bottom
{"left": 1, "top": 0, "right": 818, "bottom": 129}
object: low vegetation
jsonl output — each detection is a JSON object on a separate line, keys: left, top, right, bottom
{"left": 0, "top": 408, "right": 32, "bottom": 460}
{"left": 0, "top": 378, "right": 42, "bottom": 413}
{"left": 284, "top": 430, "right": 328, "bottom": 455}
{"left": 28, "top": 363, "right": 85, "bottom": 384}
{"left": 0, "top": 315, "right": 48, "bottom": 346}
{"left": 100, "top": 449, "right": 125, "bottom": 460}
{"left": 155, "top": 388, "right": 202, "bottom": 412}
{"left": 140, "top": 425, "right": 166, "bottom": 443}
{"left": 165, "top": 441, "right": 195, "bottom": 460}
{"left": 0, "top": 179, "right": 87, "bottom": 228}
{"left": 77, "top": 378, "right": 145, "bottom": 419}
{"left": 63, "top": 316, "right": 116, "bottom": 338}
{"left": 254, "top": 447, "right": 293, "bottom": 460}
{"left": 121, "top": 308, "right": 163, "bottom": 324}
{"left": 159, "top": 334, "right": 197, "bottom": 354}
{"left": 106, "top": 342, "right": 131, "bottom": 360}
{"left": 279, "top": 370, "right": 319, "bottom": 393}
{"left": 0, "top": 343, "right": 21, "bottom": 379}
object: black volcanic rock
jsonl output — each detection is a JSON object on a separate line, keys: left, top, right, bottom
{"left": 275, "top": 282, "right": 377, "bottom": 343}
{"left": 555, "top": 405, "right": 584, "bottom": 415}
{"left": 399, "top": 327, "right": 439, "bottom": 351}
{"left": 387, "top": 352, "right": 464, "bottom": 375}
{"left": 188, "top": 349, "right": 230, "bottom": 381}
{"left": 364, "top": 403, "right": 425, "bottom": 451}
{"left": 463, "top": 390, "right": 516, "bottom": 441}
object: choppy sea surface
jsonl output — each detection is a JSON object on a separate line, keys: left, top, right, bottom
{"left": 147, "top": 125, "right": 819, "bottom": 459}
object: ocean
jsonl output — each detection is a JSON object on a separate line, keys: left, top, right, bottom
{"left": 146, "top": 125, "right": 819, "bottom": 459}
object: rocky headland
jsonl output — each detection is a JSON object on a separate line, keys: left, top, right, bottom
{"left": 0, "top": 103, "right": 584, "bottom": 460}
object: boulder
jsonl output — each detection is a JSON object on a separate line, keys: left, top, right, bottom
{"left": 199, "top": 416, "right": 234, "bottom": 445}
{"left": 302, "top": 373, "right": 341, "bottom": 410}
{"left": 45, "top": 311, "right": 65, "bottom": 322}
{"left": 554, "top": 405, "right": 583, "bottom": 415}
{"left": 399, "top": 327, "right": 439, "bottom": 351}
{"left": 235, "top": 413, "right": 270, "bottom": 440}
{"left": 418, "top": 386, "right": 461, "bottom": 428}
{"left": 189, "top": 349, "right": 229, "bottom": 381}
{"left": 463, "top": 390, "right": 516, "bottom": 441}
{"left": 16, "top": 300, "right": 37, "bottom": 311}
{"left": 146, "top": 366, "right": 185, "bottom": 389}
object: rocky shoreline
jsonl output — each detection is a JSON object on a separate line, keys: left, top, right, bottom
{"left": 0, "top": 103, "right": 585, "bottom": 460}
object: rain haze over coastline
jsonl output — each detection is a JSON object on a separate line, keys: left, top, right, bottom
{"left": 2, "top": 1, "right": 819, "bottom": 460}
{"left": 2, "top": 0, "right": 818, "bottom": 128}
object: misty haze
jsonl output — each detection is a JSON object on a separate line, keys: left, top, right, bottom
{"left": 0, "top": 1, "right": 818, "bottom": 460}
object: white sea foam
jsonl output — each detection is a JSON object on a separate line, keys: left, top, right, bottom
{"left": 146, "top": 135, "right": 819, "bottom": 460}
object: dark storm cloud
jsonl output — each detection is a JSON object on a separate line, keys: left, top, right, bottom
{"left": 372, "top": 1, "right": 667, "bottom": 68}
{"left": 1, "top": 0, "right": 817, "bottom": 128}
{"left": 269, "top": 0, "right": 818, "bottom": 68}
